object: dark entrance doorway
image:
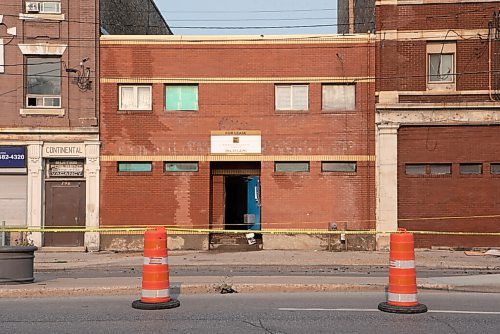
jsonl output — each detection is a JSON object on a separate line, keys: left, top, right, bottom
{"left": 44, "top": 181, "right": 86, "bottom": 247}
{"left": 224, "top": 176, "right": 260, "bottom": 230}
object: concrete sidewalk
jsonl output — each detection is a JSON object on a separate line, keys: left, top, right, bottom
{"left": 1, "top": 249, "right": 499, "bottom": 298}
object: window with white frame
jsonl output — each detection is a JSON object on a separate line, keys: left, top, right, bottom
{"left": 25, "top": 1, "right": 61, "bottom": 14}
{"left": 427, "top": 43, "right": 456, "bottom": 87}
{"left": 322, "top": 84, "right": 355, "bottom": 111}
{"left": 275, "top": 84, "right": 308, "bottom": 111}
{"left": 119, "top": 85, "right": 152, "bottom": 110}
{"left": 26, "top": 57, "right": 61, "bottom": 108}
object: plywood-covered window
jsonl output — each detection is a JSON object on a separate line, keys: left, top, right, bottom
{"left": 322, "top": 84, "right": 355, "bottom": 111}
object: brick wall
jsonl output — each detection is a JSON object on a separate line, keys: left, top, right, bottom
{"left": 398, "top": 126, "right": 500, "bottom": 248}
{"left": 0, "top": 0, "right": 99, "bottom": 128}
{"left": 100, "top": 38, "right": 376, "bottom": 233}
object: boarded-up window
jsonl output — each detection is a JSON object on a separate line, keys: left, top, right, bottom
{"left": 118, "top": 162, "right": 152, "bottom": 172}
{"left": 119, "top": 85, "right": 152, "bottom": 110}
{"left": 275, "top": 162, "right": 309, "bottom": 172}
{"left": 165, "top": 85, "right": 198, "bottom": 111}
{"left": 322, "top": 84, "right": 355, "bottom": 111}
{"left": 322, "top": 162, "right": 356, "bottom": 172}
{"left": 459, "top": 163, "right": 482, "bottom": 175}
{"left": 165, "top": 162, "right": 199, "bottom": 172}
{"left": 275, "top": 85, "right": 308, "bottom": 110}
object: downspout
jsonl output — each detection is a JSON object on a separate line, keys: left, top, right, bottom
{"left": 489, "top": 22, "right": 495, "bottom": 101}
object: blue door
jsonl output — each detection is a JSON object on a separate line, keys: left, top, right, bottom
{"left": 246, "top": 176, "right": 261, "bottom": 230}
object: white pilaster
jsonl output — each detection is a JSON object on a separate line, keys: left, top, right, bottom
{"left": 376, "top": 123, "right": 400, "bottom": 250}
{"left": 27, "top": 142, "right": 43, "bottom": 246}
{"left": 84, "top": 141, "right": 100, "bottom": 251}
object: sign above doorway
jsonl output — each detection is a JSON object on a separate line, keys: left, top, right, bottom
{"left": 210, "top": 130, "right": 261, "bottom": 154}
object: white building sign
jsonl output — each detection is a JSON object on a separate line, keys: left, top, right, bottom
{"left": 211, "top": 130, "right": 261, "bottom": 154}
{"left": 43, "top": 143, "right": 86, "bottom": 158}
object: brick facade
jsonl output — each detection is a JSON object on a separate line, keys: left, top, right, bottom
{"left": 376, "top": 1, "right": 500, "bottom": 248}
{"left": 99, "top": 36, "right": 376, "bottom": 249}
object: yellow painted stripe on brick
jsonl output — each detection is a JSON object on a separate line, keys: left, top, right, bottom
{"left": 100, "top": 155, "right": 376, "bottom": 162}
{"left": 100, "top": 77, "right": 375, "bottom": 84}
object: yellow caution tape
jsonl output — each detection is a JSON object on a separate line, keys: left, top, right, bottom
{"left": 1, "top": 227, "right": 500, "bottom": 236}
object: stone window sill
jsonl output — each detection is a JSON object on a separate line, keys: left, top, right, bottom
{"left": 19, "top": 13, "right": 65, "bottom": 21}
{"left": 20, "top": 108, "right": 65, "bottom": 116}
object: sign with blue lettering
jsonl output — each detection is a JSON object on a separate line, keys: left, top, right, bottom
{"left": 0, "top": 146, "right": 27, "bottom": 168}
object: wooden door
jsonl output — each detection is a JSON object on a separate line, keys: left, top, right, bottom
{"left": 44, "top": 181, "right": 85, "bottom": 247}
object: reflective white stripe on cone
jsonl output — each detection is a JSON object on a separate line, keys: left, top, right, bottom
{"left": 141, "top": 289, "right": 170, "bottom": 298}
{"left": 388, "top": 292, "right": 418, "bottom": 303}
{"left": 389, "top": 260, "right": 415, "bottom": 268}
{"left": 143, "top": 257, "right": 168, "bottom": 265}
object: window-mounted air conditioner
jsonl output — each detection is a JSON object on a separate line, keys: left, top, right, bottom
{"left": 26, "top": 2, "right": 40, "bottom": 13}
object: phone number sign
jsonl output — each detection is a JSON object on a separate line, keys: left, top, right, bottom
{"left": 0, "top": 146, "right": 27, "bottom": 168}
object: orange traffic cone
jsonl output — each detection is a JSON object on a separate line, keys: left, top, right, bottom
{"left": 378, "top": 228, "right": 427, "bottom": 314}
{"left": 132, "top": 227, "right": 180, "bottom": 310}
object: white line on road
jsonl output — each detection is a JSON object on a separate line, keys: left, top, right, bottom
{"left": 278, "top": 308, "right": 500, "bottom": 315}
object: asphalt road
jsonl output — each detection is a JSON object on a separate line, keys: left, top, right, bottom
{"left": 34, "top": 265, "right": 500, "bottom": 280}
{"left": 1, "top": 292, "right": 499, "bottom": 334}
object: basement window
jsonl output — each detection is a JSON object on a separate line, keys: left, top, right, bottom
{"left": 275, "top": 162, "right": 309, "bottom": 172}
{"left": 491, "top": 163, "right": 500, "bottom": 175}
{"left": 164, "top": 162, "right": 199, "bottom": 172}
{"left": 118, "top": 162, "right": 152, "bottom": 172}
{"left": 405, "top": 164, "right": 426, "bottom": 175}
{"left": 459, "top": 163, "right": 482, "bottom": 175}
{"left": 429, "top": 164, "right": 451, "bottom": 175}
{"left": 322, "top": 162, "right": 356, "bottom": 172}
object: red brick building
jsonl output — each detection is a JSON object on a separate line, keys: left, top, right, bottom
{"left": 99, "top": 35, "right": 376, "bottom": 250}
{"left": 375, "top": 1, "right": 500, "bottom": 248}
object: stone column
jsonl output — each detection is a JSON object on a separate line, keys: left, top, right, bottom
{"left": 376, "top": 123, "right": 400, "bottom": 250}
{"left": 84, "top": 141, "right": 100, "bottom": 251}
{"left": 26, "top": 142, "right": 43, "bottom": 246}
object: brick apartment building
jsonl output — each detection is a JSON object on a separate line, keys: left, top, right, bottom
{"left": 0, "top": 0, "right": 169, "bottom": 250}
{"left": 375, "top": 1, "right": 500, "bottom": 248}
{"left": 99, "top": 34, "right": 376, "bottom": 250}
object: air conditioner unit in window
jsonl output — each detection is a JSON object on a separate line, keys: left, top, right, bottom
{"left": 26, "top": 95, "right": 61, "bottom": 108}
{"left": 26, "top": 2, "right": 40, "bottom": 13}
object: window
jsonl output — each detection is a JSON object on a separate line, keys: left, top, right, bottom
{"left": 322, "top": 84, "right": 355, "bottom": 111}
{"left": 118, "top": 162, "right": 152, "bottom": 172}
{"left": 322, "top": 162, "right": 356, "bottom": 172}
{"left": 26, "top": 57, "right": 61, "bottom": 108}
{"left": 275, "top": 85, "right": 308, "bottom": 111}
{"left": 405, "top": 163, "right": 451, "bottom": 176}
{"left": 428, "top": 54, "right": 454, "bottom": 82}
{"left": 429, "top": 164, "right": 451, "bottom": 175}
{"left": 405, "top": 164, "right": 426, "bottom": 175}
{"left": 275, "top": 162, "right": 309, "bottom": 172}
{"left": 459, "top": 163, "right": 482, "bottom": 175}
{"left": 491, "top": 163, "right": 500, "bottom": 175}
{"left": 119, "top": 85, "right": 152, "bottom": 110}
{"left": 26, "top": 1, "right": 61, "bottom": 14}
{"left": 427, "top": 43, "right": 455, "bottom": 87}
{"left": 165, "top": 85, "right": 198, "bottom": 111}
{"left": 165, "top": 162, "right": 198, "bottom": 172}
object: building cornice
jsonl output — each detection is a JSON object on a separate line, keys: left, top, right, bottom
{"left": 100, "top": 34, "right": 375, "bottom": 45}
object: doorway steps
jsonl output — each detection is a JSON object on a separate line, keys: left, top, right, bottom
{"left": 209, "top": 233, "right": 263, "bottom": 251}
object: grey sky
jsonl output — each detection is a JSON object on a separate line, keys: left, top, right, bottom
{"left": 153, "top": 0, "right": 338, "bottom": 35}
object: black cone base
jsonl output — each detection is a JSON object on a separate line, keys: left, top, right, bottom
{"left": 132, "top": 298, "right": 180, "bottom": 310}
{"left": 378, "top": 302, "right": 428, "bottom": 314}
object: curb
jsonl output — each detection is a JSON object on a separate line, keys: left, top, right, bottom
{"left": 1, "top": 282, "right": 500, "bottom": 298}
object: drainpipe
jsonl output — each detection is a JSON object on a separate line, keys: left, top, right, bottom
{"left": 489, "top": 22, "right": 495, "bottom": 101}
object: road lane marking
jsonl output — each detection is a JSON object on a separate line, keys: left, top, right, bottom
{"left": 278, "top": 308, "right": 500, "bottom": 315}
